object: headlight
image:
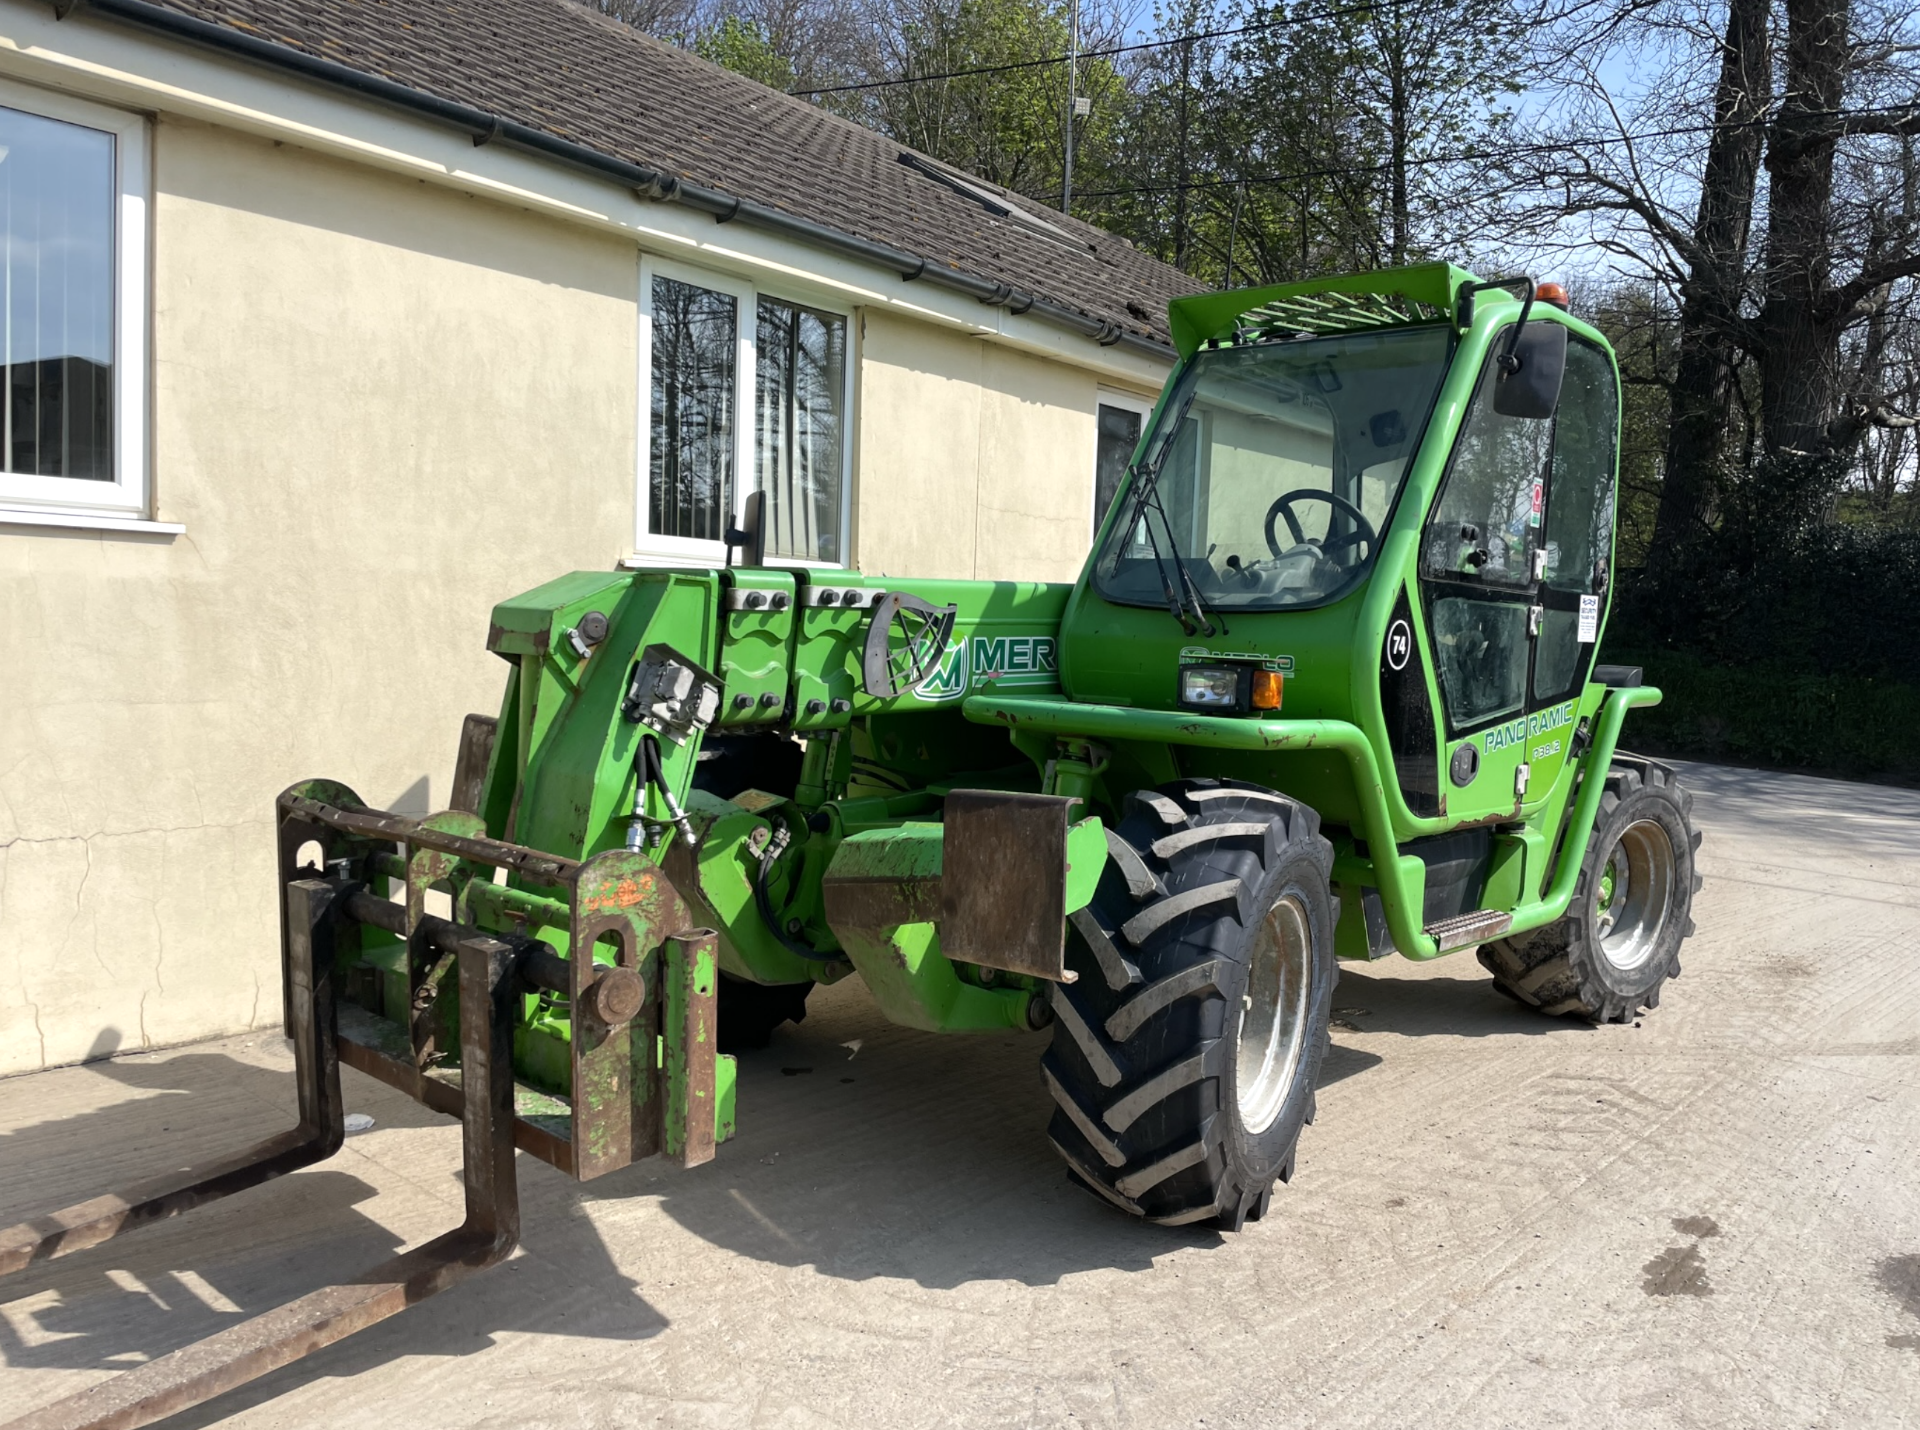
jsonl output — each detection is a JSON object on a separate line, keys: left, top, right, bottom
{"left": 1180, "top": 665, "right": 1246, "bottom": 711}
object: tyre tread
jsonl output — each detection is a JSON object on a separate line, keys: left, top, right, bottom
{"left": 1043, "top": 778, "right": 1335, "bottom": 1227}
{"left": 1478, "top": 756, "right": 1700, "bottom": 1024}
{"left": 1043, "top": 1057, "right": 1127, "bottom": 1166}
{"left": 1105, "top": 959, "right": 1227, "bottom": 1041}
{"left": 1069, "top": 907, "right": 1143, "bottom": 991}
{"left": 1120, "top": 879, "right": 1243, "bottom": 947}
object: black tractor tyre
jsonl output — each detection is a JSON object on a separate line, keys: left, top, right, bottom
{"left": 1478, "top": 757, "right": 1702, "bottom": 1023}
{"left": 1043, "top": 779, "right": 1338, "bottom": 1230}
{"left": 716, "top": 972, "right": 811, "bottom": 1052}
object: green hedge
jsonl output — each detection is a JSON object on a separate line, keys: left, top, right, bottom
{"left": 1607, "top": 646, "right": 1920, "bottom": 782}
{"left": 1606, "top": 482, "right": 1920, "bottom": 783}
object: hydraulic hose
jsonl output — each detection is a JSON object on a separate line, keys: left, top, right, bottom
{"left": 750, "top": 816, "right": 844, "bottom": 965}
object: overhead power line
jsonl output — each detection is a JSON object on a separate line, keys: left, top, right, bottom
{"left": 788, "top": 0, "right": 1421, "bottom": 98}
{"left": 1022, "top": 99, "right": 1920, "bottom": 204}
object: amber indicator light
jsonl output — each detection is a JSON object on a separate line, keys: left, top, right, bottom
{"left": 1536, "top": 281, "right": 1570, "bottom": 309}
{"left": 1251, "top": 669, "right": 1283, "bottom": 710}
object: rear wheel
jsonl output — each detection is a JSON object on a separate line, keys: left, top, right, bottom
{"left": 1479, "top": 758, "right": 1701, "bottom": 1022}
{"left": 1043, "top": 779, "right": 1337, "bottom": 1229}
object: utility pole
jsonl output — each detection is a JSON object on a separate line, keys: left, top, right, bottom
{"left": 1063, "top": 0, "right": 1081, "bottom": 213}
{"left": 1224, "top": 180, "right": 1245, "bottom": 287}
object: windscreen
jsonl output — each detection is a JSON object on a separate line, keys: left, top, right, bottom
{"left": 1093, "top": 326, "right": 1454, "bottom": 612}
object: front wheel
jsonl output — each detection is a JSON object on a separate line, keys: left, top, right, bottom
{"left": 1479, "top": 757, "right": 1702, "bottom": 1022}
{"left": 1043, "top": 780, "right": 1337, "bottom": 1229}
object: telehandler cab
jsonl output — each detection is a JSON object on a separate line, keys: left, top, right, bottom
{"left": 1, "top": 263, "right": 1700, "bottom": 1429}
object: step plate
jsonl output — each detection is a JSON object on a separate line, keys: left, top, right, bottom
{"left": 1424, "top": 908, "right": 1513, "bottom": 951}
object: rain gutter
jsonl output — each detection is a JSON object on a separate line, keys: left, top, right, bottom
{"left": 49, "top": 0, "right": 1177, "bottom": 361}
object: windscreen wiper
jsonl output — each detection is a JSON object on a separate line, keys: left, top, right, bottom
{"left": 1119, "top": 464, "right": 1195, "bottom": 635}
{"left": 1169, "top": 529, "right": 1227, "bottom": 638}
{"left": 1116, "top": 464, "right": 1186, "bottom": 629}
{"left": 1120, "top": 464, "right": 1220, "bottom": 637}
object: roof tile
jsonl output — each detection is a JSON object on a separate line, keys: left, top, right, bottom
{"left": 133, "top": 0, "right": 1200, "bottom": 346}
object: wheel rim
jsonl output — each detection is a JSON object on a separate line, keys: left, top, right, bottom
{"left": 1594, "top": 818, "right": 1674, "bottom": 972}
{"left": 1237, "top": 894, "right": 1313, "bottom": 1134}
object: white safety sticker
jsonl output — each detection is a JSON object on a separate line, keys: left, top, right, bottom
{"left": 1577, "top": 594, "right": 1600, "bottom": 643}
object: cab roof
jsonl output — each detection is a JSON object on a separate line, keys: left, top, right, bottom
{"left": 1167, "top": 262, "right": 1483, "bottom": 358}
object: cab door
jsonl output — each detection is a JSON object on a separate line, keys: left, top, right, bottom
{"left": 1524, "top": 336, "right": 1620, "bottom": 786}
{"left": 1416, "top": 334, "right": 1557, "bottom": 821}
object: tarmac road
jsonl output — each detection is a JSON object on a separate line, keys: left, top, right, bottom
{"left": 2, "top": 759, "right": 1917, "bottom": 1429}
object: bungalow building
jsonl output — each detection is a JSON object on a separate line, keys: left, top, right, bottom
{"left": 0, "top": 0, "right": 1197, "bottom": 1072}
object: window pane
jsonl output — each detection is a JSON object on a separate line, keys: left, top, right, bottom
{"left": 1421, "top": 343, "right": 1555, "bottom": 585}
{"left": 1541, "top": 340, "right": 1618, "bottom": 597}
{"left": 0, "top": 105, "right": 115, "bottom": 482}
{"left": 1093, "top": 402, "right": 1142, "bottom": 537}
{"left": 1431, "top": 596, "right": 1530, "bottom": 727}
{"left": 650, "top": 275, "right": 736, "bottom": 542}
{"left": 1095, "top": 327, "right": 1451, "bottom": 612}
{"left": 1534, "top": 339, "right": 1620, "bottom": 703}
{"left": 1534, "top": 607, "right": 1583, "bottom": 700}
{"left": 755, "top": 298, "right": 845, "bottom": 562}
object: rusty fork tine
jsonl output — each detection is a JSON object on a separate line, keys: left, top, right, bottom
{"left": 0, "top": 1129, "right": 333, "bottom": 1280}
{"left": 2, "top": 931, "right": 521, "bottom": 1430}
{"left": 0, "top": 881, "right": 347, "bottom": 1281}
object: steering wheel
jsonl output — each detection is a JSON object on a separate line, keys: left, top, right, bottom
{"left": 1263, "top": 489, "right": 1378, "bottom": 564}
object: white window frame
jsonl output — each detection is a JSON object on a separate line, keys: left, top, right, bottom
{"left": 0, "top": 79, "right": 148, "bottom": 521}
{"left": 635, "top": 255, "right": 854, "bottom": 568}
{"left": 1093, "top": 387, "right": 1155, "bottom": 538}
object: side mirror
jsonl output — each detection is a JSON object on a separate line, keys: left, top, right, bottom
{"left": 1492, "top": 321, "right": 1567, "bottom": 420}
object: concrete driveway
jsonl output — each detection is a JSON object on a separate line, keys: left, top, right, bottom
{"left": 3, "top": 760, "right": 1917, "bottom": 1428}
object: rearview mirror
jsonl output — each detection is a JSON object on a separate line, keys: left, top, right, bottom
{"left": 1492, "top": 321, "right": 1567, "bottom": 420}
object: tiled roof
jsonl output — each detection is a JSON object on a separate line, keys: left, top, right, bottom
{"left": 129, "top": 0, "right": 1202, "bottom": 349}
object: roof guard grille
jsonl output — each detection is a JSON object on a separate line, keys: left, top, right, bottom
{"left": 1235, "top": 289, "right": 1448, "bottom": 340}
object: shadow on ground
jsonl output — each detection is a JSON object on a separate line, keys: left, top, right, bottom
{"left": 3, "top": 957, "right": 1570, "bottom": 1421}
{"left": 0, "top": 1046, "right": 664, "bottom": 1429}
{"left": 635, "top": 978, "right": 1397, "bottom": 1292}
{"left": 1329, "top": 961, "right": 1594, "bottom": 1041}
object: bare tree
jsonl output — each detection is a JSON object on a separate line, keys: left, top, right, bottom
{"left": 1757, "top": 0, "right": 1920, "bottom": 459}
{"left": 1502, "top": 0, "right": 1920, "bottom": 568}
{"left": 1652, "top": 0, "right": 1768, "bottom": 567}
{"left": 585, "top": 0, "right": 705, "bottom": 36}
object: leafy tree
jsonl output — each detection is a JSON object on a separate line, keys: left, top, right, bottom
{"left": 695, "top": 13, "right": 798, "bottom": 88}
{"left": 859, "top": 0, "right": 1128, "bottom": 198}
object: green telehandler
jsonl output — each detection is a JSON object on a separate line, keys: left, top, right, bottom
{"left": 0, "top": 262, "right": 1701, "bottom": 1429}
